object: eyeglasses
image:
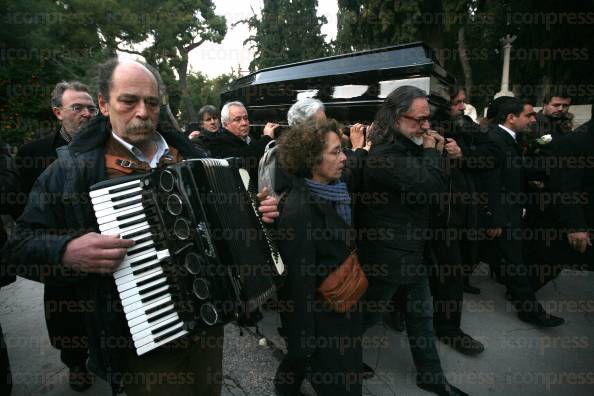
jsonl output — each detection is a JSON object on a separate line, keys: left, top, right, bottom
{"left": 60, "top": 105, "right": 99, "bottom": 115}
{"left": 326, "top": 147, "right": 344, "bottom": 157}
{"left": 400, "top": 114, "right": 431, "bottom": 126}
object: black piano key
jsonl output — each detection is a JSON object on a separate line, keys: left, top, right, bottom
{"left": 126, "top": 240, "right": 155, "bottom": 256}
{"left": 120, "top": 217, "right": 146, "bottom": 230}
{"left": 112, "top": 191, "right": 141, "bottom": 202}
{"left": 132, "top": 262, "right": 160, "bottom": 276}
{"left": 152, "top": 324, "right": 183, "bottom": 343}
{"left": 147, "top": 307, "right": 176, "bottom": 324}
{"left": 140, "top": 288, "right": 170, "bottom": 304}
{"left": 136, "top": 273, "right": 166, "bottom": 287}
{"left": 151, "top": 319, "right": 183, "bottom": 336}
{"left": 139, "top": 282, "right": 170, "bottom": 298}
{"left": 122, "top": 228, "right": 150, "bottom": 240}
{"left": 113, "top": 197, "right": 142, "bottom": 210}
{"left": 109, "top": 184, "right": 139, "bottom": 195}
{"left": 145, "top": 300, "right": 172, "bottom": 315}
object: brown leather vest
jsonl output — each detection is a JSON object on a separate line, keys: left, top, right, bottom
{"left": 104, "top": 134, "right": 183, "bottom": 179}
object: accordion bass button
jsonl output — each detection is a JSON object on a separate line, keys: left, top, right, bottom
{"left": 159, "top": 170, "right": 176, "bottom": 192}
{"left": 193, "top": 278, "right": 210, "bottom": 300}
{"left": 200, "top": 302, "right": 219, "bottom": 326}
{"left": 173, "top": 218, "right": 191, "bottom": 240}
{"left": 184, "top": 252, "right": 205, "bottom": 274}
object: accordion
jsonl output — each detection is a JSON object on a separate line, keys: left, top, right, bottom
{"left": 89, "top": 158, "right": 284, "bottom": 355}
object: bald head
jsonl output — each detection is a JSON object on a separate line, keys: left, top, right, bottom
{"left": 97, "top": 59, "right": 161, "bottom": 152}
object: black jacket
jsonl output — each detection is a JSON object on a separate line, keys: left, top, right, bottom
{"left": 3, "top": 115, "right": 204, "bottom": 383}
{"left": 276, "top": 178, "right": 357, "bottom": 358}
{"left": 549, "top": 120, "right": 594, "bottom": 231}
{"left": 16, "top": 130, "right": 68, "bottom": 199}
{"left": 208, "top": 128, "right": 272, "bottom": 177}
{"left": 357, "top": 134, "right": 446, "bottom": 273}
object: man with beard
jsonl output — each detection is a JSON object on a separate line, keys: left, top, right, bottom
{"left": 481, "top": 97, "right": 565, "bottom": 327}
{"left": 428, "top": 87, "right": 485, "bottom": 356}
{"left": 534, "top": 89, "right": 573, "bottom": 139}
{"left": 14, "top": 81, "right": 97, "bottom": 391}
{"left": 4, "top": 59, "right": 279, "bottom": 395}
{"left": 359, "top": 86, "right": 468, "bottom": 396}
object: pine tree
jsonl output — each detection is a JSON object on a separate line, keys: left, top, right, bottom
{"left": 244, "top": 0, "right": 330, "bottom": 71}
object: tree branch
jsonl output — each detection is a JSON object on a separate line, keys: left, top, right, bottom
{"left": 115, "top": 46, "right": 144, "bottom": 56}
{"left": 183, "top": 38, "right": 206, "bottom": 53}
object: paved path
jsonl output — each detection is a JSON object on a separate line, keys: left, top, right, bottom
{"left": 1, "top": 264, "right": 592, "bottom": 395}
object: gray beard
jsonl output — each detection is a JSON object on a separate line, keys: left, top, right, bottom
{"left": 409, "top": 135, "right": 423, "bottom": 145}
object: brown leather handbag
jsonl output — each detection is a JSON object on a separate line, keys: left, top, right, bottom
{"left": 317, "top": 250, "right": 368, "bottom": 313}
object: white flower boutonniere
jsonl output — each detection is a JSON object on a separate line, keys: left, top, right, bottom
{"left": 536, "top": 134, "right": 553, "bottom": 145}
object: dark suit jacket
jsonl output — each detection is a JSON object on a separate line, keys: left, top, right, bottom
{"left": 550, "top": 120, "right": 594, "bottom": 231}
{"left": 480, "top": 125, "right": 545, "bottom": 229}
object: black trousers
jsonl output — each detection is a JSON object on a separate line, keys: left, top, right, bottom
{"left": 430, "top": 238, "right": 476, "bottom": 336}
{"left": 494, "top": 228, "right": 540, "bottom": 313}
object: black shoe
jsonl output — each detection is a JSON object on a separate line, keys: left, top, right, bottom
{"left": 362, "top": 362, "right": 375, "bottom": 380}
{"left": 518, "top": 310, "right": 565, "bottom": 327}
{"left": 417, "top": 381, "right": 469, "bottom": 396}
{"left": 437, "top": 332, "right": 484, "bottom": 356}
{"left": 463, "top": 283, "right": 481, "bottom": 295}
{"left": 69, "top": 365, "right": 93, "bottom": 392}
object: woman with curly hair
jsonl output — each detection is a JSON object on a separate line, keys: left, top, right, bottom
{"left": 273, "top": 118, "right": 363, "bottom": 396}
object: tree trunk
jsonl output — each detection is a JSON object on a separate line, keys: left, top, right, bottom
{"left": 176, "top": 51, "right": 196, "bottom": 122}
{"left": 457, "top": 26, "right": 473, "bottom": 97}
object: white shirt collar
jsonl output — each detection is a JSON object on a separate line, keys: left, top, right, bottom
{"left": 111, "top": 131, "right": 169, "bottom": 168}
{"left": 498, "top": 124, "right": 517, "bottom": 141}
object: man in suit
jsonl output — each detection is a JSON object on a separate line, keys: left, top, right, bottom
{"left": 14, "top": 81, "right": 97, "bottom": 391}
{"left": 208, "top": 101, "right": 278, "bottom": 178}
{"left": 481, "top": 97, "right": 564, "bottom": 327}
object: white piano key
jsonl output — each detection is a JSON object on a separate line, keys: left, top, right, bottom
{"left": 131, "top": 315, "right": 180, "bottom": 342}
{"left": 119, "top": 224, "right": 151, "bottom": 239}
{"left": 126, "top": 297, "right": 174, "bottom": 325}
{"left": 136, "top": 329, "right": 188, "bottom": 356}
{"left": 89, "top": 179, "right": 142, "bottom": 199}
{"left": 96, "top": 203, "right": 144, "bottom": 225}
{"left": 119, "top": 275, "right": 167, "bottom": 301}
{"left": 114, "top": 257, "right": 161, "bottom": 280}
{"left": 116, "top": 266, "right": 163, "bottom": 289}
{"left": 91, "top": 186, "right": 142, "bottom": 205}
{"left": 93, "top": 194, "right": 142, "bottom": 213}
{"left": 134, "top": 320, "right": 184, "bottom": 348}
{"left": 122, "top": 285, "right": 171, "bottom": 313}
{"left": 100, "top": 214, "right": 147, "bottom": 233}
{"left": 129, "top": 311, "right": 179, "bottom": 338}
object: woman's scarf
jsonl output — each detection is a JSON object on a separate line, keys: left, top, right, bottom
{"left": 305, "top": 178, "right": 352, "bottom": 226}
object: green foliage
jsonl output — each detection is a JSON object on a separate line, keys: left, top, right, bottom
{"left": 335, "top": 0, "right": 594, "bottom": 112}
{"left": 0, "top": 0, "right": 109, "bottom": 145}
{"left": 182, "top": 72, "right": 236, "bottom": 122}
{"left": 243, "top": 0, "right": 330, "bottom": 71}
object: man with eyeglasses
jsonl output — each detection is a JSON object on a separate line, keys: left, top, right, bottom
{"left": 534, "top": 89, "right": 573, "bottom": 139}
{"left": 358, "top": 86, "right": 469, "bottom": 396}
{"left": 13, "top": 80, "right": 96, "bottom": 392}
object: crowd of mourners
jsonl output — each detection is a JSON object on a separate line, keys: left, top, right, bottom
{"left": 0, "top": 57, "right": 592, "bottom": 396}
